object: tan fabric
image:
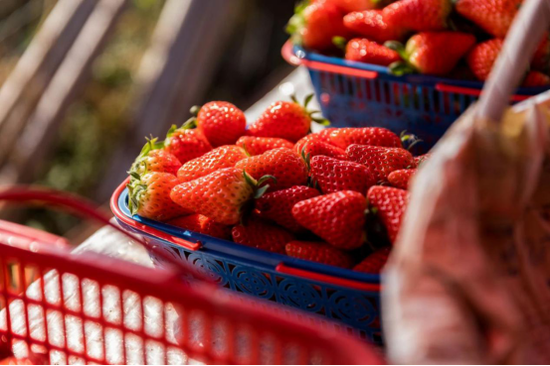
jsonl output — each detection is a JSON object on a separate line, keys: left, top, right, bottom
{"left": 383, "top": 101, "right": 550, "bottom": 364}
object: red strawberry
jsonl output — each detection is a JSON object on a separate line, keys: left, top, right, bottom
{"left": 292, "top": 191, "right": 367, "bottom": 250}
{"left": 285, "top": 241, "right": 354, "bottom": 268}
{"left": 232, "top": 217, "right": 295, "bottom": 254}
{"left": 328, "top": 127, "right": 402, "bottom": 149}
{"left": 345, "top": 38, "right": 401, "bottom": 66}
{"left": 532, "top": 34, "right": 550, "bottom": 72}
{"left": 387, "top": 32, "right": 476, "bottom": 76}
{"left": 343, "top": 10, "right": 406, "bottom": 43}
{"left": 388, "top": 169, "right": 416, "bottom": 189}
{"left": 167, "top": 214, "right": 231, "bottom": 240}
{"left": 236, "top": 136, "right": 294, "bottom": 156}
{"left": 235, "top": 148, "right": 308, "bottom": 191}
{"left": 523, "top": 71, "right": 550, "bottom": 87}
{"left": 255, "top": 185, "right": 320, "bottom": 232}
{"left": 128, "top": 172, "right": 187, "bottom": 221}
{"left": 310, "top": 155, "right": 375, "bottom": 194}
{"left": 193, "top": 101, "right": 246, "bottom": 147}
{"left": 294, "top": 128, "right": 337, "bottom": 153}
{"left": 455, "top": 0, "right": 522, "bottom": 38}
{"left": 299, "top": 139, "right": 348, "bottom": 161}
{"left": 177, "top": 145, "right": 247, "bottom": 183}
{"left": 248, "top": 95, "right": 327, "bottom": 143}
{"left": 287, "top": 0, "right": 349, "bottom": 51}
{"left": 413, "top": 153, "right": 430, "bottom": 167}
{"left": 466, "top": 39, "right": 503, "bottom": 81}
{"left": 383, "top": 0, "right": 452, "bottom": 32}
{"left": 322, "top": 0, "right": 377, "bottom": 12}
{"left": 170, "top": 168, "right": 270, "bottom": 225}
{"left": 129, "top": 138, "right": 181, "bottom": 176}
{"left": 164, "top": 125, "right": 212, "bottom": 164}
{"left": 347, "top": 144, "right": 414, "bottom": 182}
{"left": 367, "top": 186, "right": 408, "bottom": 243}
{"left": 353, "top": 247, "right": 391, "bottom": 273}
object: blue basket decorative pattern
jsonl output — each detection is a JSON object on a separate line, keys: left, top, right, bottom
{"left": 113, "top": 187, "right": 383, "bottom": 344}
{"left": 286, "top": 43, "right": 550, "bottom": 152}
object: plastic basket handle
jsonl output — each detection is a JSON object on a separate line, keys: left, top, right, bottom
{"left": 477, "top": 0, "right": 550, "bottom": 122}
{"left": 0, "top": 187, "right": 209, "bottom": 282}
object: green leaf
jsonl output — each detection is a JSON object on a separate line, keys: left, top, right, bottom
{"left": 254, "top": 185, "right": 270, "bottom": 199}
{"left": 257, "top": 175, "right": 277, "bottom": 186}
{"left": 243, "top": 171, "right": 257, "bottom": 187}
{"left": 312, "top": 117, "right": 331, "bottom": 126}
{"left": 304, "top": 93, "right": 314, "bottom": 108}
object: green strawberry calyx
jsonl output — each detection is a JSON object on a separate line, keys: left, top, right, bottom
{"left": 332, "top": 36, "right": 347, "bottom": 51}
{"left": 127, "top": 172, "right": 147, "bottom": 216}
{"left": 243, "top": 171, "right": 277, "bottom": 199}
{"left": 385, "top": 41, "right": 417, "bottom": 76}
{"left": 290, "top": 93, "right": 330, "bottom": 126}
{"left": 400, "top": 130, "right": 422, "bottom": 151}
{"left": 286, "top": 0, "right": 310, "bottom": 46}
{"left": 128, "top": 136, "right": 164, "bottom": 177}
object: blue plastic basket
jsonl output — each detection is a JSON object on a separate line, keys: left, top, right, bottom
{"left": 282, "top": 41, "right": 550, "bottom": 151}
{"left": 111, "top": 180, "right": 383, "bottom": 344}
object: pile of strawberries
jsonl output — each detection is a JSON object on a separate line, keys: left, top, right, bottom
{"left": 287, "top": 0, "right": 550, "bottom": 86}
{"left": 127, "top": 96, "right": 425, "bottom": 273}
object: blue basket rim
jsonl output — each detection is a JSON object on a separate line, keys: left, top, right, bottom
{"left": 115, "top": 187, "right": 381, "bottom": 285}
{"left": 293, "top": 44, "right": 550, "bottom": 95}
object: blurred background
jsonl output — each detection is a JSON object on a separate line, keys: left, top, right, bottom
{"left": 0, "top": 0, "right": 299, "bottom": 237}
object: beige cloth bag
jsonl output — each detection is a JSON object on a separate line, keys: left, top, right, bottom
{"left": 382, "top": 1, "right": 550, "bottom": 363}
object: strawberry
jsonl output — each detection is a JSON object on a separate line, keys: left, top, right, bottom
{"left": 255, "top": 185, "right": 320, "bottom": 232}
{"left": 387, "top": 32, "right": 476, "bottom": 76}
{"left": 328, "top": 127, "right": 402, "bottom": 149}
{"left": 383, "top": 0, "right": 452, "bottom": 32}
{"left": 192, "top": 101, "right": 246, "bottom": 147}
{"left": 522, "top": 71, "right": 550, "bottom": 87}
{"left": 347, "top": 144, "right": 414, "bottom": 182}
{"left": 367, "top": 186, "right": 408, "bottom": 243}
{"left": 167, "top": 214, "right": 231, "bottom": 240}
{"left": 532, "top": 34, "right": 550, "bottom": 72}
{"left": 285, "top": 241, "right": 354, "bottom": 268}
{"left": 388, "top": 168, "right": 416, "bottom": 189}
{"left": 164, "top": 125, "right": 212, "bottom": 164}
{"left": 353, "top": 247, "right": 391, "bottom": 273}
{"left": 248, "top": 95, "right": 328, "bottom": 143}
{"left": 455, "top": 0, "right": 522, "bottom": 38}
{"left": 298, "top": 139, "right": 348, "bottom": 161}
{"left": 128, "top": 172, "right": 187, "bottom": 221}
{"left": 232, "top": 217, "right": 295, "bottom": 254}
{"left": 343, "top": 10, "right": 406, "bottom": 43}
{"left": 129, "top": 138, "right": 181, "bottom": 176}
{"left": 321, "top": 0, "right": 378, "bottom": 12}
{"left": 294, "top": 128, "right": 336, "bottom": 153}
{"left": 310, "top": 155, "right": 375, "bottom": 194}
{"left": 236, "top": 136, "right": 294, "bottom": 156}
{"left": 292, "top": 191, "right": 367, "bottom": 250}
{"left": 177, "top": 145, "right": 247, "bottom": 183}
{"left": 466, "top": 39, "right": 503, "bottom": 81}
{"left": 413, "top": 153, "right": 430, "bottom": 167}
{"left": 287, "top": 0, "right": 349, "bottom": 51}
{"left": 170, "top": 168, "right": 272, "bottom": 225}
{"left": 345, "top": 38, "right": 401, "bottom": 66}
{"left": 235, "top": 148, "right": 308, "bottom": 191}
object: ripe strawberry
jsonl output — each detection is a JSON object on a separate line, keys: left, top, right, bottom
{"left": 466, "top": 39, "right": 503, "bottom": 81}
{"left": 129, "top": 138, "right": 181, "bottom": 176}
{"left": 367, "top": 186, "right": 408, "bottom": 243}
{"left": 177, "top": 145, "right": 247, "bottom": 183}
{"left": 345, "top": 38, "right": 401, "bottom": 66}
{"left": 232, "top": 217, "right": 295, "bottom": 254}
{"left": 532, "top": 34, "right": 550, "bottom": 72}
{"left": 383, "top": 0, "right": 452, "bottom": 32}
{"left": 164, "top": 125, "right": 212, "bottom": 164}
{"left": 328, "top": 127, "right": 402, "bottom": 149}
{"left": 170, "top": 168, "right": 271, "bottom": 225}
{"left": 298, "top": 139, "right": 348, "bottom": 161}
{"left": 248, "top": 95, "right": 327, "bottom": 143}
{"left": 285, "top": 241, "right": 354, "bottom": 268}
{"left": 287, "top": 0, "right": 349, "bottom": 51}
{"left": 347, "top": 144, "right": 414, "bottom": 182}
{"left": 387, "top": 32, "right": 476, "bottom": 76}
{"left": 388, "top": 168, "right": 416, "bottom": 189}
{"left": 167, "top": 214, "right": 231, "bottom": 240}
{"left": 294, "top": 128, "right": 337, "bottom": 153}
{"left": 353, "top": 247, "right": 391, "bottom": 273}
{"left": 455, "top": 0, "right": 522, "bottom": 38}
{"left": 322, "top": 0, "right": 377, "bottom": 12}
{"left": 413, "top": 153, "right": 430, "bottom": 167}
{"left": 255, "top": 185, "right": 320, "bottom": 232}
{"left": 522, "top": 71, "right": 550, "bottom": 87}
{"left": 236, "top": 136, "right": 294, "bottom": 156}
{"left": 292, "top": 191, "right": 367, "bottom": 250}
{"left": 343, "top": 10, "right": 406, "bottom": 43}
{"left": 235, "top": 148, "right": 308, "bottom": 191}
{"left": 310, "top": 155, "right": 375, "bottom": 194}
{"left": 193, "top": 101, "right": 246, "bottom": 147}
{"left": 128, "top": 172, "right": 187, "bottom": 221}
